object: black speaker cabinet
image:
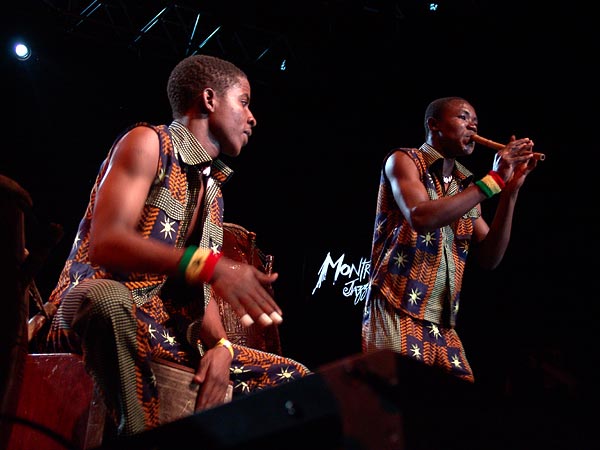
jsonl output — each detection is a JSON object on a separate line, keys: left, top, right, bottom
{"left": 97, "top": 349, "right": 593, "bottom": 450}
{"left": 99, "top": 370, "right": 344, "bottom": 450}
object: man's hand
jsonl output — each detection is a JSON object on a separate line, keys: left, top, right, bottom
{"left": 210, "top": 255, "right": 282, "bottom": 327}
{"left": 193, "top": 344, "right": 233, "bottom": 412}
{"left": 492, "top": 135, "right": 535, "bottom": 183}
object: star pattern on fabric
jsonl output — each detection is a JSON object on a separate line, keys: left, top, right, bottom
{"left": 421, "top": 232, "right": 435, "bottom": 246}
{"left": 451, "top": 354, "right": 462, "bottom": 368}
{"left": 230, "top": 365, "right": 251, "bottom": 375}
{"left": 427, "top": 323, "right": 442, "bottom": 339}
{"left": 276, "top": 367, "right": 296, "bottom": 381}
{"left": 160, "top": 218, "right": 176, "bottom": 239}
{"left": 393, "top": 251, "right": 408, "bottom": 268}
{"left": 408, "top": 288, "right": 422, "bottom": 305}
{"left": 157, "top": 167, "right": 165, "bottom": 182}
{"left": 459, "top": 240, "right": 469, "bottom": 255}
{"left": 72, "top": 231, "right": 81, "bottom": 250}
{"left": 161, "top": 330, "right": 177, "bottom": 346}
{"left": 148, "top": 324, "right": 158, "bottom": 340}
{"left": 71, "top": 272, "right": 83, "bottom": 287}
{"left": 235, "top": 381, "right": 250, "bottom": 393}
{"left": 410, "top": 344, "right": 422, "bottom": 359}
{"left": 375, "top": 219, "right": 383, "bottom": 236}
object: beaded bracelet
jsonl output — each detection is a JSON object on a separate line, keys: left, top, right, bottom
{"left": 475, "top": 170, "right": 504, "bottom": 198}
{"left": 180, "top": 246, "right": 222, "bottom": 284}
{"left": 215, "top": 337, "right": 234, "bottom": 358}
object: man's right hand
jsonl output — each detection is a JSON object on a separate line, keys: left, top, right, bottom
{"left": 210, "top": 255, "right": 282, "bottom": 327}
{"left": 492, "top": 135, "right": 535, "bottom": 183}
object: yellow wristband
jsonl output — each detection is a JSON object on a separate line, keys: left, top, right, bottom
{"left": 215, "top": 338, "right": 234, "bottom": 358}
{"left": 184, "top": 247, "right": 212, "bottom": 285}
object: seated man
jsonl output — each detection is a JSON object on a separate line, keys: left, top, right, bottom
{"left": 45, "top": 54, "right": 310, "bottom": 437}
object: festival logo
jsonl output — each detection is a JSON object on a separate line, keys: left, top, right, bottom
{"left": 311, "top": 252, "right": 370, "bottom": 305}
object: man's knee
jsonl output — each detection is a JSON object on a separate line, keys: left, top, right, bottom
{"left": 72, "top": 280, "right": 134, "bottom": 332}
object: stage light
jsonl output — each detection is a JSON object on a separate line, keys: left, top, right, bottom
{"left": 429, "top": 3, "right": 439, "bottom": 12}
{"left": 14, "top": 42, "right": 31, "bottom": 61}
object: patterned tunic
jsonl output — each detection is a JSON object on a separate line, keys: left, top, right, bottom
{"left": 362, "top": 144, "right": 479, "bottom": 382}
{"left": 46, "top": 121, "right": 310, "bottom": 435}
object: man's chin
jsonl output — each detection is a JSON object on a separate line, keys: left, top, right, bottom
{"left": 222, "top": 147, "right": 242, "bottom": 158}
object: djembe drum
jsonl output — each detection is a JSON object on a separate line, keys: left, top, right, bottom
{"left": 209, "top": 222, "right": 282, "bottom": 356}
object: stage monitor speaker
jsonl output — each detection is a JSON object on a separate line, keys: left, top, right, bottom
{"left": 98, "top": 372, "right": 344, "bottom": 450}
{"left": 317, "top": 349, "right": 478, "bottom": 450}
{"left": 97, "top": 349, "right": 484, "bottom": 450}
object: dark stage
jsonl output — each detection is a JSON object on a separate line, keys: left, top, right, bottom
{"left": 2, "top": 1, "right": 598, "bottom": 448}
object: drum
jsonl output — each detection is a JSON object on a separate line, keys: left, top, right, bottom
{"left": 211, "top": 223, "right": 282, "bottom": 355}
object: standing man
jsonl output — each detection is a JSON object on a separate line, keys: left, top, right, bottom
{"left": 362, "top": 96, "right": 538, "bottom": 382}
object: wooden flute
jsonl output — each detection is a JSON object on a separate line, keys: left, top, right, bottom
{"left": 471, "top": 134, "right": 545, "bottom": 161}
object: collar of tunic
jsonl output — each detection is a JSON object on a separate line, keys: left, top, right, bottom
{"left": 168, "top": 120, "right": 234, "bottom": 184}
{"left": 419, "top": 143, "right": 474, "bottom": 188}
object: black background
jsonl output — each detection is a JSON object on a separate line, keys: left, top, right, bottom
{"left": 2, "top": 0, "right": 598, "bottom": 399}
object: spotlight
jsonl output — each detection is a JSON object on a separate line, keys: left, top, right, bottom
{"left": 14, "top": 42, "right": 31, "bottom": 61}
{"left": 429, "top": 3, "right": 439, "bottom": 12}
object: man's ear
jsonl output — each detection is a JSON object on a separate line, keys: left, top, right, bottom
{"left": 427, "top": 116, "right": 438, "bottom": 132}
{"left": 199, "top": 87, "right": 216, "bottom": 113}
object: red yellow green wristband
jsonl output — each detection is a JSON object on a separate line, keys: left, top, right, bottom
{"left": 182, "top": 246, "right": 222, "bottom": 285}
{"left": 487, "top": 170, "right": 505, "bottom": 189}
{"left": 178, "top": 245, "right": 198, "bottom": 277}
{"left": 475, "top": 171, "right": 504, "bottom": 198}
{"left": 198, "top": 250, "right": 221, "bottom": 283}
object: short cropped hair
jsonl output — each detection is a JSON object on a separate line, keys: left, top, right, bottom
{"left": 423, "top": 96, "right": 467, "bottom": 136}
{"left": 167, "top": 54, "right": 247, "bottom": 118}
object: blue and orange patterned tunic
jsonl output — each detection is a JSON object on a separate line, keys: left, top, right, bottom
{"left": 47, "top": 121, "right": 309, "bottom": 435}
{"left": 362, "top": 144, "right": 479, "bottom": 382}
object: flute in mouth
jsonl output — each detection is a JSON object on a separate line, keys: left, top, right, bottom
{"left": 471, "top": 134, "right": 546, "bottom": 161}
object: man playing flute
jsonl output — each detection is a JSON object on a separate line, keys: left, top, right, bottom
{"left": 362, "top": 96, "right": 538, "bottom": 383}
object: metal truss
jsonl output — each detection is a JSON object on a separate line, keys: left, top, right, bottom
{"left": 39, "top": 0, "right": 297, "bottom": 75}
{"left": 33, "top": 0, "right": 495, "bottom": 80}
